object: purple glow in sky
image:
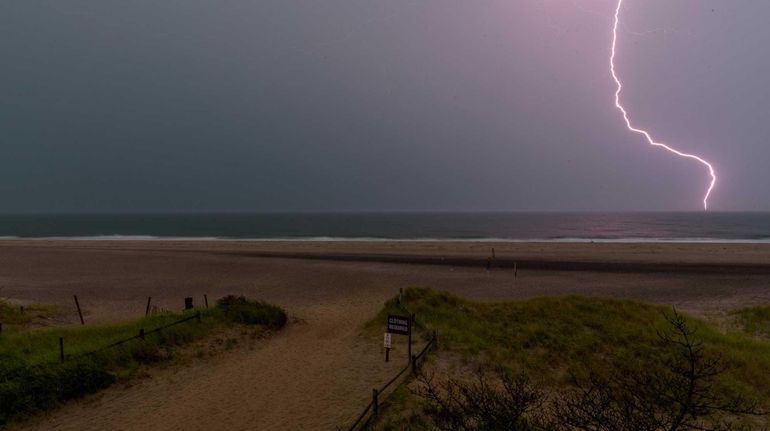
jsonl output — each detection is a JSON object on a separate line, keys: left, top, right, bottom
{"left": 0, "top": 0, "right": 767, "bottom": 212}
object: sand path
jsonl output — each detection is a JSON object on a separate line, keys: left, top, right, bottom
{"left": 20, "top": 298, "right": 403, "bottom": 431}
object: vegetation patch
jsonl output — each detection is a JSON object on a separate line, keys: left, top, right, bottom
{"left": 216, "top": 295, "right": 288, "bottom": 328}
{"left": 368, "top": 288, "right": 770, "bottom": 430}
{"left": 0, "top": 297, "right": 287, "bottom": 425}
{"left": 0, "top": 299, "right": 65, "bottom": 333}
{"left": 730, "top": 305, "right": 770, "bottom": 338}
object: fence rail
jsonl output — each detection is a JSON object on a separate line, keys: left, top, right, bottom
{"left": 345, "top": 330, "right": 437, "bottom": 431}
{"left": 80, "top": 311, "right": 202, "bottom": 358}
{"left": 0, "top": 309, "right": 204, "bottom": 386}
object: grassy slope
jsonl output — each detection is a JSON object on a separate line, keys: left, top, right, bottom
{"left": 0, "top": 297, "right": 287, "bottom": 425}
{"left": 731, "top": 305, "right": 770, "bottom": 338}
{"left": 369, "top": 288, "right": 770, "bottom": 428}
{"left": 0, "top": 300, "right": 66, "bottom": 335}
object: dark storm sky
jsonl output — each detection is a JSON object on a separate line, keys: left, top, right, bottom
{"left": 1, "top": 0, "right": 767, "bottom": 212}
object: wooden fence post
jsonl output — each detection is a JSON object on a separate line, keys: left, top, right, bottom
{"left": 407, "top": 313, "right": 414, "bottom": 361}
{"left": 196, "top": 311, "right": 201, "bottom": 323}
{"left": 73, "top": 295, "right": 84, "bottom": 325}
{"left": 372, "top": 389, "right": 379, "bottom": 416}
{"left": 145, "top": 296, "right": 152, "bottom": 317}
{"left": 59, "top": 337, "right": 65, "bottom": 363}
{"left": 204, "top": 294, "right": 209, "bottom": 308}
{"left": 139, "top": 328, "right": 145, "bottom": 340}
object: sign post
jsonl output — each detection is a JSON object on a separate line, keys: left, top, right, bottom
{"left": 387, "top": 314, "right": 412, "bottom": 361}
{"left": 383, "top": 333, "right": 392, "bottom": 362}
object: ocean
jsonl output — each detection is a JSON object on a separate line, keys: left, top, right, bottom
{"left": 0, "top": 212, "right": 768, "bottom": 242}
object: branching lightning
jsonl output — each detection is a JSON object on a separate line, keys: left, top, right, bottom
{"left": 610, "top": 0, "right": 716, "bottom": 210}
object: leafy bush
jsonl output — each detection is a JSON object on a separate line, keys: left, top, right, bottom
{"left": 216, "top": 295, "right": 288, "bottom": 328}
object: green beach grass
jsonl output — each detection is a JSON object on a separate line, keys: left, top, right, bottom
{"left": 731, "top": 305, "right": 770, "bottom": 338}
{"left": 367, "top": 288, "right": 770, "bottom": 429}
{"left": 0, "top": 296, "right": 287, "bottom": 425}
{"left": 0, "top": 299, "right": 66, "bottom": 335}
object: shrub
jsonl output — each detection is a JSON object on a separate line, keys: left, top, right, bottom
{"left": 216, "top": 296, "right": 288, "bottom": 328}
{"left": 554, "top": 310, "right": 764, "bottom": 430}
{"left": 415, "top": 368, "right": 545, "bottom": 431}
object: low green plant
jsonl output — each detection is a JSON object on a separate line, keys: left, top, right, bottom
{"left": 0, "top": 359, "right": 115, "bottom": 424}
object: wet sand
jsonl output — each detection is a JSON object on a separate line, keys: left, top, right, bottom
{"left": 2, "top": 240, "right": 769, "bottom": 430}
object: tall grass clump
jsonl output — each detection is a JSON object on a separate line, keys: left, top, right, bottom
{"left": 0, "top": 299, "right": 63, "bottom": 334}
{"left": 730, "top": 305, "right": 770, "bottom": 337}
{"left": 216, "top": 295, "right": 287, "bottom": 328}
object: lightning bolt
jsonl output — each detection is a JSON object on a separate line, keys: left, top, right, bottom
{"left": 610, "top": 0, "right": 716, "bottom": 210}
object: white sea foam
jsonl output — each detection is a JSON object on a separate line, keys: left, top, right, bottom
{"left": 7, "top": 236, "right": 770, "bottom": 244}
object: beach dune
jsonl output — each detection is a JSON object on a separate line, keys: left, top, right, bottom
{"left": 2, "top": 240, "right": 769, "bottom": 430}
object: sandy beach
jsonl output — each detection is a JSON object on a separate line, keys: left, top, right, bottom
{"left": 2, "top": 240, "right": 770, "bottom": 430}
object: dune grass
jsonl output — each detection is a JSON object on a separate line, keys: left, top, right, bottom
{"left": 0, "top": 299, "right": 65, "bottom": 334}
{"left": 0, "top": 296, "right": 287, "bottom": 425}
{"left": 730, "top": 305, "right": 770, "bottom": 338}
{"left": 369, "top": 288, "right": 770, "bottom": 424}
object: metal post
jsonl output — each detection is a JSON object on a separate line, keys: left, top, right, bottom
{"left": 385, "top": 347, "right": 390, "bottom": 362}
{"left": 196, "top": 311, "right": 201, "bottom": 323}
{"left": 145, "top": 296, "right": 152, "bottom": 317}
{"left": 372, "top": 389, "right": 379, "bottom": 416}
{"left": 74, "top": 295, "right": 85, "bottom": 325}
{"left": 398, "top": 288, "right": 403, "bottom": 305}
{"left": 139, "top": 328, "right": 145, "bottom": 340}
{"left": 204, "top": 294, "right": 209, "bottom": 308}
{"left": 411, "top": 354, "right": 417, "bottom": 375}
{"left": 59, "top": 337, "right": 65, "bottom": 363}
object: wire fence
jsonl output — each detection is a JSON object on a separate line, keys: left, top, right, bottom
{"left": 77, "top": 311, "right": 202, "bottom": 359}
{"left": 344, "top": 329, "right": 438, "bottom": 431}
{"left": 0, "top": 309, "right": 204, "bottom": 387}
